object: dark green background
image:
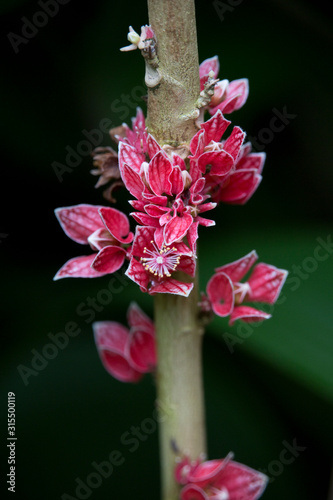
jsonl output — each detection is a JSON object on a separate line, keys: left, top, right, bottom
{"left": 1, "top": 0, "right": 332, "bottom": 498}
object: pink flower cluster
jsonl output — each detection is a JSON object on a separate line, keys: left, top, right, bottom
{"left": 54, "top": 56, "right": 265, "bottom": 298}
{"left": 205, "top": 251, "right": 287, "bottom": 324}
{"left": 175, "top": 454, "right": 267, "bottom": 500}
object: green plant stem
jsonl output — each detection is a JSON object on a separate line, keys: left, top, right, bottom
{"left": 146, "top": 2, "right": 206, "bottom": 499}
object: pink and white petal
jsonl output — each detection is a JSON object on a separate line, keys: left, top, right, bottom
{"left": 164, "top": 213, "right": 193, "bottom": 246}
{"left": 215, "top": 250, "right": 258, "bottom": 282}
{"left": 190, "top": 129, "right": 206, "bottom": 156}
{"left": 55, "top": 204, "right": 104, "bottom": 244}
{"left": 53, "top": 254, "right": 105, "bottom": 280}
{"left": 149, "top": 279, "right": 194, "bottom": 297}
{"left": 223, "top": 126, "right": 246, "bottom": 161}
{"left": 178, "top": 255, "right": 196, "bottom": 277}
{"left": 91, "top": 246, "right": 126, "bottom": 274}
{"left": 154, "top": 226, "right": 165, "bottom": 248}
{"left": 99, "top": 207, "right": 133, "bottom": 244}
{"left": 172, "top": 153, "right": 187, "bottom": 170}
{"left": 131, "top": 226, "right": 155, "bottom": 257}
{"left": 118, "top": 142, "right": 143, "bottom": 174}
{"left": 199, "top": 55, "right": 220, "bottom": 79}
{"left": 224, "top": 78, "right": 249, "bottom": 113}
{"left": 93, "top": 321, "right": 129, "bottom": 353}
{"left": 188, "top": 459, "right": 228, "bottom": 487}
{"left": 199, "top": 202, "right": 217, "bottom": 213}
{"left": 127, "top": 302, "right": 154, "bottom": 333}
{"left": 215, "top": 460, "right": 268, "bottom": 500}
{"left": 206, "top": 272, "right": 234, "bottom": 317}
{"left": 131, "top": 212, "right": 161, "bottom": 228}
{"left": 247, "top": 263, "right": 288, "bottom": 304}
{"left": 201, "top": 110, "right": 231, "bottom": 144}
{"left": 132, "top": 107, "right": 145, "bottom": 131}
{"left": 170, "top": 165, "right": 185, "bottom": 195}
{"left": 187, "top": 222, "right": 199, "bottom": 255}
{"left": 127, "top": 328, "right": 157, "bottom": 373}
{"left": 219, "top": 171, "right": 262, "bottom": 205}
{"left": 147, "top": 151, "right": 173, "bottom": 196}
{"left": 236, "top": 152, "right": 266, "bottom": 174}
{"left": 98, "top": 348, "right": 143, "bottom": 383}
{"left": 120, "top": 163, "right": 145, "bottom": 200}
{"left": 147, "top": 133, "right": 162, "bottom": 158}
{"left": 142, "top": 190, "right": 168, "bottom": 207}
{"left": 229, "top": 306, "right": 271, "bottom": 325}
{"left": 125, "top": 258, "right": 150, "bottom": 292}
{"left": 129, "top": 199, "right": 146, "bottom": 211}
{"left": 199, "top": 150, "right": 234, "bottom": 177}
{"left": 190, "top": 177, "right": 206, "bottom": 196}
{"left": 196, "top": 216, "right": 215, "bottom": 227}
{"left": 145, "top": 204, "right": 170, "bottom": 218}
{"left": 181, "top": 484, "right": 208, "bottom": 500}
{"left": 174, "top": 241, "right": 193, "bottom": 256}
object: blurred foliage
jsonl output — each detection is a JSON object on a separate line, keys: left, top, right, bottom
{"left": 1, "top": 0, "right": 332, "bottom": 499}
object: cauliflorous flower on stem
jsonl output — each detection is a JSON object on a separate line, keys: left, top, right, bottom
{"left": 175, "top": 454, "right": 268, "bottom": 500}
{"left": 119, "top": 143, "right": 216, "bottom": 249}
{"left": 205, "top": 251, "right": 288, "bottom": 324}
{"left": 199, "top": 56, "right": 249, "bottom": 115}
{"left": 205, "top": 143, "right": 266, "bottom": 205}
{"left": 54, "top": 204, "right": 133, "bottom": 279}
{"left": 126, "top": 226, "right": 196, "bottom": 297}
{"left": 189, "top": 110, "right": 245, "bottom": 184}
{"left": 93, "top": 302, "right": 156, "bottom": 383}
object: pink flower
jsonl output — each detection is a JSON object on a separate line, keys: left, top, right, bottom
{"left": 206, "top": 142, "right": 265, "bottom": 205}
{"left": 199, "top": 56, "right": 249, "bottom": 115}
{"left": 175, "top": 454, "right": 268, "bottom": 500}
{"left": 93, "top": 302, "right": 156, "bottom": 383}
{"left": 189, "top": 110, "right": 245, "bottom": 184}
{"left": 206, "top": 251, "right": 288, "bottom": 324}
{"left": 54, "top": 204, "right": 133, "bottom": 279}
{"left": 126, "top": 226, "right": 196, "bottom": 297}
{"left": 119, "top": 142, "right": 216, "bottom": 249}
{"left": 110, "top": 107, "right": 148, "bottom": 159}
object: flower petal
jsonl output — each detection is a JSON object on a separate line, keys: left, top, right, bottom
{"left": 119, "top": 162, "right": 145, "bottom": 200}
{"left": 229, "top": 306, "right": 271, "bottom": 325}
{"left": 164, "top": 212, "right": 193, "bottom": 246}
{"left": 214, "top": 460, "right": 268, "bottom": 500}
{"left": 223, "top": 126, "right": 246, "bottom": 161}
{"left": 55, "top": 204, "right": 104, "bottom": 244}
{"left": 247, "top": 263, "right": 288, "bottom": 304}
{"left": 149, "top": 279, "right": 194, "bottom": 297}
{"left": 218, "top": 170, "right": 262, "bottom": 205}
{"left": 147, "top": 151, "right": 173, "bottom": 196}
{"left": 178, "top": 255, "right": 196, "bottom": 277}
{"left": 127, "top": 302, "right": 154, "bottom": 332}
{"left": 125, "top": 258, "right": 150, "bottom": 292}
{"left": 53, "top": 254, "right": 105, "bottom": 280}
{"left": 199, "top": 150, "right": 234, "bottom": 177}
{"left": 127, "top": 328, "right": 156, "bottom": 373}
{"left": 236, "top": 152, "right": 266, "bottom": 174}
{"left": 181, "top": 484, "right": 208, "bottom": 500}
{"left": 206, "top": 272, "right": 234, "bottom": 317}
{"left": 201, "top": 110, "right": 230, "bottom": 144}
{"left": 147, "top": 133, "right": 161, "bottom": 158}
{"left": 91, "top": 246, "right": 126, "bottom": 274}
{"left": 118, "top": 142, "right": 143, "bottom": 174}
{"left": 99, "top": 207, "right": 133, "bottom": 244}
{"left": 93, "top": 320, "right": 129, "bottom": 353}
{"left": 215, "top": 251, "right": 258, "bottom": 282}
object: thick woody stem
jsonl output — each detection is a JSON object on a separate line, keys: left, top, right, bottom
{"left": 147, "top": 0, "right": 200, "bottom": 146}
{"left": 146, "top": 1, "right": 207, "bottom": 499}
